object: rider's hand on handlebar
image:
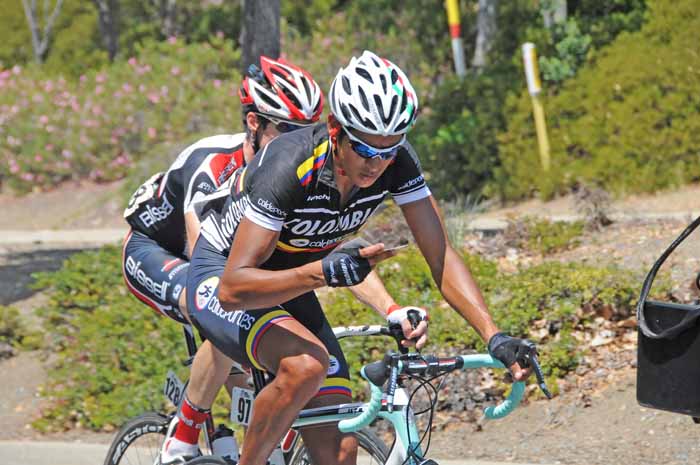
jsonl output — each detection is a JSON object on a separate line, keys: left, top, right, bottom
{"left": 487, "top": 332, "right": 535, "bottom": 382}
{"left": 386, "top": 305, "right": 429, "bottom": 350}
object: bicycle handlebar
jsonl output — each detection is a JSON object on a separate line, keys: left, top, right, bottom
{"left": 338, "top": 354, "right": 525, "bottom": 433}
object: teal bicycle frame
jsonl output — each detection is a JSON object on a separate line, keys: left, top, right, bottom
{"left": 288, "top": 325, "right": 526, "bottom": 465}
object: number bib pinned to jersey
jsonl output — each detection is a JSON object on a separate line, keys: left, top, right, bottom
{"left": 230, "top": 387, "right": 255, "bottom": 426}
{"left": 163, "top": 370, "right": 185, "bottom": 407}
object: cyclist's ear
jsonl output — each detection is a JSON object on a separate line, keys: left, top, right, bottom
{"left": 245, "top": 112, "right": 260, "bottom": 132}
{"left": 327, "top": 114, "right": 341, "bottom": 144}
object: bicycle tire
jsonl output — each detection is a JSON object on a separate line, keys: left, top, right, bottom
{"left": 102, "top": 411, "right": 170, "bottom": 465}
{"left": 288, "top": 428, "right": 389, "bottom": 465}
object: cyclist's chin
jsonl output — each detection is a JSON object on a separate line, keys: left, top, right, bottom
{"left": 353, "top": 172, "right": 380, "bottom": 187}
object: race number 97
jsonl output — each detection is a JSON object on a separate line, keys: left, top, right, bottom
{"left": 231, "top": 387, "right": 254, "bottom": 426}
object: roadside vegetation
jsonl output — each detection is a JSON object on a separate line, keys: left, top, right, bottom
{"left": 28, "top": 227, "right": 670, "bottom": 430}
{"left": 5, "top": 0, "right": 697, "bottom": 204}
{"left": 0, "top": 305, "right": 41, "bottom": 353}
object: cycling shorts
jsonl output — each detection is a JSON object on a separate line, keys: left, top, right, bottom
{"left": 122, "top": 230, "right": 190, "bottom": 324}
{"left": 186, "top": 236, "right": 352, "bottom": 398}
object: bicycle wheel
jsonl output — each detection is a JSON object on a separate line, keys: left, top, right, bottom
{"left": 288, "top": 428, "right": 389, "bottom": 465}
{"left": 103, "top": 411, "right": 170, "bottom": 465}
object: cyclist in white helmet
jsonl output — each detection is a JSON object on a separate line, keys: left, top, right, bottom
{"left": 150, "top": 55, "right": 422, "bottom": 465}
{"left": 178, "top": 50, "right": 534, "bottom": 465}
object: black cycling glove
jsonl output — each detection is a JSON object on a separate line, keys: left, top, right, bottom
{"left": 322, "top": 246, "right": 372, "bottom": 287}
{"left": 488, "top": 332, "right": 537, "bottom": 368}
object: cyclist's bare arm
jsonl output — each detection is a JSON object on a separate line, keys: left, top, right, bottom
{"left": 219, "top": 217, "right": 395, "bottom": 310}
{"left": 348, "top": 270, "right": 396, "bottom": 315}
{"left": 400, "top": 196, "right": 531, "bottom": 379}
{"left": 400, "top": 196, "right": 499, "bottom": 342}
{"left": 349, "top": 271, "right": 429, "bottom": 348}
{"left": 184, "top": 211, "right": 201, "bottom": 258}
{"left": 217, "top": 218, "right": 316, "bottom": 310}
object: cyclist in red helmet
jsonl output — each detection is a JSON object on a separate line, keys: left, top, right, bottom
{"left": 122, "top": 56, "right": 324, "bottom": 326}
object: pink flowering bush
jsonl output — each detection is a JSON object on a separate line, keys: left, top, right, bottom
{"left": 0, "top": 37, "right": 241, "bottom": 193}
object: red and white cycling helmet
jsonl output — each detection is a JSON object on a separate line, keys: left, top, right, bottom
{"left": 239, "top": 56, "right": 323, "bottom": 124}
{"left": 329, "top": 50, "right": 418, "bottom": 136}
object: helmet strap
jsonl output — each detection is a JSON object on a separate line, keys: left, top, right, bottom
{"left": 327, "top": 114, "right": 347, "bottom": 176}
{"left": 331, "top": 142, "right": 347, "bottom": 177}
{"left": 253, "top": 127, "right": 262, "bottom": 154}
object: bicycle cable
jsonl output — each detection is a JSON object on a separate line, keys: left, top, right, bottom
{"left": 400, "top": 367, "right": 456, "bottom": 465}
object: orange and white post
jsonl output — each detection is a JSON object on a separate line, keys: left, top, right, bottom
{"left": 445, "top": 0, "right": 466, "bottom": 77}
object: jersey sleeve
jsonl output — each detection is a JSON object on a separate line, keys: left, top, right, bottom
{"left": 243, "top": 138, "right": 305, "bottom": 231}
{"left": 389, "top": 141, "right": 432, "bottom": 205}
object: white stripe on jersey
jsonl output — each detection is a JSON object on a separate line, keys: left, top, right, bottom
{"left": 256, "top": 142, "right": 272, "bottom": 166}
{"left": 392, "top": 186, "right": 432, "bottom": 206}
{"left": 200, "top": 215, "right": 230, "bottom": 252}
{"left": 293, "top": 207, "right": 340, "bottom": 215}
{"left": 347, "top": 191, "right": 389, "bottom": 209}
{"left": 244, "top": 204, "right": 284, "bottom": 231}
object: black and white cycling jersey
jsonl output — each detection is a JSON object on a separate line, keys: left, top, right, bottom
{"left": 195, "top": 123, "right": 431, "bottom": 268}
{"left": 124, "top": 133, "right": 246, "bottom": 257}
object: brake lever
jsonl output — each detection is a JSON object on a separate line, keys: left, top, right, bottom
{"left": 386, "top": 355, "right": 400, "bottom": 412}
{"left": 521, "top": 344, "right": 553, "bottom": 399}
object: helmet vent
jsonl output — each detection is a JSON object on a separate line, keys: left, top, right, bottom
{"left": 340, "top": 103, "right": 353, "bottom": 123}
{"left": 374, "top": 95, "right": 386, "bottom": 122}
{"left": 387, "top": 95, "right": 398, "bottom": 123}
{"left": 357, "top": 68, "right": 373, "bottom": 83}
{"left": 359, "top": 87, "right": 370, "bottom": 111}
{"left": 301, "top": 77, "right": 311, "bottom": 100}
{"left": 399, "top": 89, "right": 408, "bottom": 113}
{"left": 259, "top": 91, "right": 283, "bottom": 110}
{"left": 349, "top": 105, "right": 376, "bottom": 131}
{"left": 390, "top": 69, "right": 399, "bottom": 84}
{"left": 379, "top": 74, "right": 387, "bottom": 94}
{"left": 342, "top": 76, "right": 352, "bottom": 94}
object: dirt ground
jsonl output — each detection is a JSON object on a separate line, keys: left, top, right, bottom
{"left": 0, "top": 180, "right": 125, "bottom": 231}
{"left": 1, "top": 182, "right": 699, "bottom": 464}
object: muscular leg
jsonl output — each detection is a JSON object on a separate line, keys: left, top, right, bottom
{"left": 187, "top": 340, "right": 237, "bottom": 408}
{"left": 178, "top": 288, "right": 194, "bottom": 326}
{"left": 299, "top": 394, "right": 358, "bottom": 465}
{"left": 238, "top": 319, "right": 330, "bottom": 465}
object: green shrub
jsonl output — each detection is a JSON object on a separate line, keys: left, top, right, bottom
{"left": 495, "top": 0, "right": 700, "bottom": 200}
{"left": 505, "top": 217, "right": 585, "bottom": 255}
{"left": 539, "top": 19, "right": 592, "bottom": 84}
{"left": 0, "top": 305, "right": 41, "bottom": 350}
{"left": 412, "top": 71, "right": 514, "bottom": 199}
{"left": 0, "top": 0, "right": 106, "bottom": 73}
{"left": 0, "top": 37, "right": 240, "bottom": 194}
{"left": 31, "top": 246, "right": 187, "bottom": 431}
{"left": 573, "top": 0, "right": 647, "bottom": 49}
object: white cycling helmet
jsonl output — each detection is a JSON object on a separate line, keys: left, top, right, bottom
{"left": 329, "top": 50, "right": 418, "bottom": 136}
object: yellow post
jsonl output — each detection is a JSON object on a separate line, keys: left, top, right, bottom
{"left": 521, "top": 43, "right": 551, "bottom": 172}
{"left": 531, "top": 97, "right": 551, "bottom": 171}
